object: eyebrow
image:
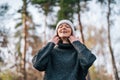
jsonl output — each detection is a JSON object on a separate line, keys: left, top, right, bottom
{"left": 59, "top": 23, "right": 70, "bottom": 27}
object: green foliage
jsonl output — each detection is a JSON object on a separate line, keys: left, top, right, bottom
{"left": 97, "top": 0, "right": 105, "bottom": 3}
{"left": 15, "top": 22, "right": 22, "bottom": 29}
{"left": 57, "top": 0, "right": 76, "bottom": 21}
{"left": 97, "top": 0, "right": 116, "bottom": 4}
{"left": 57, "top": 0, "right": 91, "bottom": 22}
{"left": 32, "top": 0, "right": 48, "bottom": 4}
{"left": 31, "top": 0, "right": 55, "bottom": 15}
{"left": 0, "top": 57, "right": 4, "bottom": 66}
{"left": 31, "top": 0, "right": 92, "bottom": 29}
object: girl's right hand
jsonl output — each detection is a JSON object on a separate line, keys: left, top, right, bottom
{"left": 49, "top": 35, "right": 60, "bottom": 45}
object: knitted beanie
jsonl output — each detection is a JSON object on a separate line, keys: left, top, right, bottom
{"left": 55, "top": 19, "right": 75, "bottom": 35}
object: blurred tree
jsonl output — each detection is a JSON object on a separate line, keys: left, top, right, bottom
{"left": 0, "top": 4, "right": 9, "bottom": 47}
{"left": 31, "top": 0, "right": 55, "bottom": 15}
{"left": 76, "top": 0, "right": 85, "bottom": 43}
{"left": 31, "top": 0, "right": 56, "bottom": 44}
{"left": 0, "top": 4, "right": 9, "bottom": 70}
{"left": 22, "top": 0, "right": 27, "bottom": 79}
{"left": 31, "top": 0, "right": 76, "bottom": 28}
{"left": 0, "top": 3, "right": 9, "bottom": 17}
{"left": 97, "top": 0, "right": 119, "bottom": 80}
{"left": 0, "top": 27, "right": 8, "bottom": 47}
{"left": 75, "top": 0, "right": 92, "bottom": 80}
{"left": 107, "top": 0, "right": 119, "bottom": 80}
{"left": 0, "top": 3, "right": 11, "bottom": 31}
{"left": 13, "top": 0, "right": 42, "bottom": 80}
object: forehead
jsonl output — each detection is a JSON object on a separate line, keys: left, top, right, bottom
{"left": 59, "top": 23, "right": 70, "bottom": 26}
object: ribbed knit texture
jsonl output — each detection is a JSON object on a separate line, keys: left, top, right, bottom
{"left": 32, "top": 41, "right": 96, "bottom": 80}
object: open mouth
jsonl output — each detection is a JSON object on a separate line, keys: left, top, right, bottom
{"left": 59, "top": 29, "right": 68, "bottom": 33}
{"left": 60, "top": 31, "right": 67, "bottom": 34}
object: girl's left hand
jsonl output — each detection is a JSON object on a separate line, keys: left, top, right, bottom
{"left": 68, "top": 35, "right": 83, "bottom": 43}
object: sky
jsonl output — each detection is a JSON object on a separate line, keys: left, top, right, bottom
{"left": 0, "top": 0, "right": 120, "bottom": 75}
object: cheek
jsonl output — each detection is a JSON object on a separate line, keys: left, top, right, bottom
{"left": 68, "top": 29, "right": 72, "bottom": 35}
{"left": 57, "top": 29, "right": 60, "bottom": 35}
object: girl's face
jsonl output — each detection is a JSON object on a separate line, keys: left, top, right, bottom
{"left": 57, "top": 23, "right": 72, "bottom": 38}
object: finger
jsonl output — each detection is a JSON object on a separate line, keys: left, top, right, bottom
{"left": 55, "top": 37, "right": 60, "bottom": 41}
{"left": 68, "top": 37, "right": 72, "bottom": 42}
{"left": 55, "top": 36, "right": 59, "bottom": 40}
{"left": 69, "top": 35, "right": 74, "bottom": 40}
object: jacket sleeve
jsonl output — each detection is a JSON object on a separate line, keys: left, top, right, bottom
{"left": 72, "top": 41, "right": 96, "bottom": 76}
{"left": 32, "top": 42, "right": 55, "bottom": 71}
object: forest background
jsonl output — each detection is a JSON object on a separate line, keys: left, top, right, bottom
{"left": 0, "top": 0, "right": 120, "bottom": 80}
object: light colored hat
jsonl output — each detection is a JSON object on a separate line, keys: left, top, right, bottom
{"left": 55, "top": 19, "right": 75, "bottom": 35}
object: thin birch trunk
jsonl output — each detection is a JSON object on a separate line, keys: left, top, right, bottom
{"left": 107, "top": 0, "right": 119, "bottom": 80}
{"left": 22, "top": 0, "right": 27, "bottom": 80}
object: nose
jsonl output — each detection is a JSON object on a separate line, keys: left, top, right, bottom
{"left": 61, "top": 25, "right": 67, "bottom": 29}
{"left": 62, "top": 26, "right": 66, "bottom": 29}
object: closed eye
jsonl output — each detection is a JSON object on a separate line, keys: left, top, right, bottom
{"left": 59, "top": 24, "right": 70, "bottom": 28}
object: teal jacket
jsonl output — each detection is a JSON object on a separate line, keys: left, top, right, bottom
{"left": 32, "top": 41, "right": 96, "bottom": 80}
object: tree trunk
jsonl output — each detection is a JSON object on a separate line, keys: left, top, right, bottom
{"left": 77, "top": 1, "right": 91, "bottom": 80}
{"left": 22, "top": 0, "right": 27, "bottom": 80}
{"left": 107, "top": 0, "right": 119, "bottom": 80}
{"left": 77, "top": 3, "right": 84, "bottom": 43}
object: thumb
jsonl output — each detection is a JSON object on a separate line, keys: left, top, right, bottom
{"left": 80, "top": 38, "right": 83, "bottom": 44}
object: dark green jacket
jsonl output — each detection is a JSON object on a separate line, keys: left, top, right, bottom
{"left": 32, "top": 41, "right": 96, "bottom": 80}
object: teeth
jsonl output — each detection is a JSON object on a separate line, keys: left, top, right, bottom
{"left": 62, "top": 31, "right": 67, "bottom": 32}
{"left": 61, "top": 32, "right": 67, "bottom": 33}
{"left": 60, "top": 30, "right": 67, "bottom": 33}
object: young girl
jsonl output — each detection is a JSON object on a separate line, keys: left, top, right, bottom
{"left": 32, "top": 20, "right": 96, "bottom": 80}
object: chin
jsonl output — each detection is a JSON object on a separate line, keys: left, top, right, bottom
{"left": 59, "top": 34, "right": 70, "bottom": 38}
{"left": 60, "top": 36, "right": 69, "bottom": 38}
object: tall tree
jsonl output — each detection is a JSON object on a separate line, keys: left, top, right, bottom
{"left": 22, "top": 0, "right": 27, "bottom": 80}
{"left": 14, "top": 0, "right": 43, "bottom": 79}
{"left": 31, "top": 0, "right": 55, "bottom": 44}
{"left": 107, "top": 0, "right": 119, "bottom": 80}
{"left": 76, "top": 0, "right": 92, "bottom": 80}
{"left": 76, "top": 0, "right": 84, "bottom": 43}
{"left": 97, "top": 0, "right": 119, "bottom": 79}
